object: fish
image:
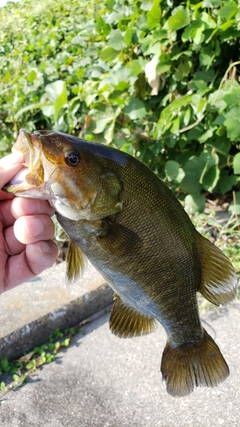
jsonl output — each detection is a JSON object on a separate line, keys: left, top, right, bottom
{"left": 4, "top": 129, "right": 238, "bottom": 397}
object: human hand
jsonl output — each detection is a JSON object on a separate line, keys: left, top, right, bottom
{"left": 0, "top": 151, "right": 58, "bottom": 294}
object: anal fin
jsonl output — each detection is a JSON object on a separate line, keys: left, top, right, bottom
{"left": 197, "top": 233, "right": 238, "bottom": 305}
{"left": 109, "top": 294, "right": 157, "bottom": 338}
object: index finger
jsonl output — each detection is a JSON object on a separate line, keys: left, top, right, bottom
{"left": 11, "top": 197, "right": 55, "bottom": 218}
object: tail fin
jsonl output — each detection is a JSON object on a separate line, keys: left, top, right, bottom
{"left": 161, "top": 329, "right": 229, "bottom": 397}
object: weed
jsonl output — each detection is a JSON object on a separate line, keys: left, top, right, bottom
{"left": 0, "top": 326, "right": 81, "bottom": 398}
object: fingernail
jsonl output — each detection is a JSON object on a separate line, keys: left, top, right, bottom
{"left": 37, "top": 241, "right": 51, "bottom": 253}
{"left": 25, "top": 218, "right": 44, "bottom": 238}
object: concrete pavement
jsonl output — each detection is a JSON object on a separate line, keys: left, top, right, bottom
{"left": 0, "top": 261, "right": 112, "bottom": 361}
{"left": 0, "top": 262, "right": 239, "bottom": 426}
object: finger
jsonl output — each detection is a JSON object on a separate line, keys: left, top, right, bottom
{"left": 11, "top": 197, "right": 55, "bottom": 218}
{"left": 0, "top": 199, "right": 16, "bottom": 228}
{"left": 0, "top": 197, "right": 55, "bottom": 230}
{"left": 4, "top": 224, "right": 25, "bottom": 256}
{"left": 13, "top": 215, "right": 55, "bottom": 246}
{"left": 3, "top": 240, "right": 59, "bottom": 292}
{"left": 0, "top": 152, "right": 24, "bottom": 190}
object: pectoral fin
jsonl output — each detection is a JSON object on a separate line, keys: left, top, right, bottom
{"left": 97, "top": 220, "right": 141, "bottom": 257}
{"left": 197, "top": 233, "right": 238, "bottom": 305}
{"left": 66, "top": 240, "right": 87, "bottom": 283}
{"left": 109, "top": 294, "right": 157, "bottom": 338}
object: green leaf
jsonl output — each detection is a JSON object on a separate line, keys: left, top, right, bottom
{"left": 199, "top": 45, "right": 214, "bottom": 67}
{"left": 124, "top": 98, "right": 146, "bottom": 120}
{"left": 184, "top": 193, "right": 206, "bottom": 214}
{"left": 180, "top": 157, "right": 203, "bottom": 194}
{"left": 233, "top": 152, "right": 240, "bottom": 174}
{"left": 219, "top": 175, "right": 238, "bottom": 194}
{"left": 203, "top": 0, "right": 221, "bottom": 6}
{"left": 41, "top": 80, "right": 67, "bottom": 121}
{"left": 124, "top": 28, "right": 132, "bottom": 46}
{"left": 198, "top": 129, "right": 214, "bottom": 143}
{"left": 175, "top": 59, "right": 192, "bottom": 80}
{"left": 1, "top": 358, "right": 9, "bottom": 369}
{"left": 108, "top": 30, "right": 125, "bottom": 51}
{"left": 219, "top": 1, "right": 238, "bottom": 21}
{"left": 209, "top": 137, "right": 231, "bottom": 155}
{"left": 27, "top": 70, "right": 37, "bottom": 83}
{"left": 200, "top": 12, "right": 217, "bottom": 29}
{"left": 54, "top": 83, "right": 67, "bottom": 121}
{"left": 140, "top": 1, "right": 153, "bottom": 11}
{"left": 104, "top": 121, "right": 115, "bottom": 143}
{"left": 224, "top": 107, "right": 240, "bottom": 141}
{"left": 165, "top": 160, "right": 179, "bottom": 181}
{"left": 202, "top": 165, "right": 220, "bottom": 192}
{"left": 156, "top": 62, "right": 171, "bottom": 73}
{"left": 16, "top": 101, "right": 51, "bottom": 118}
{"left": 229, "top": 191, "right": 240, "bottom": 214}
{"left": 158, "top": 94, "right": 192, "bottom": 132}
{"left": 41, "top": 105, "right": 54, "bottom": 118}
{"left": 129, "top": 60, "right": 142, "bottom": 76}
{"left": 168, "top": 8, "right": 189, "bottom": 31}
{"left": 93, "top": 117, "right": 114, "bottom": 133}
{"left": 147, "top": 0, "right": 161, "bottom": 30}
{"left": 95, "top": 16, "right": 111, "bottom": 37}
{"left": 71, "top": 35, "right": 86, "bottom": 46}
{"left": 100, "top": 47, "right": 118, "bottom": 62}
{"left": 0, "top": 382, "right": 7, "bottom": 391}
{"left": 44, "top": 80, "right": 66, "bottom": 102}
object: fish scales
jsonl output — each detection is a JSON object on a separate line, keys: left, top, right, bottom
{"left": 4, "top": 129, "right": 238, "bottom": 397}
{"left": 58, "top": 159, "right": 202, "bottom": 338}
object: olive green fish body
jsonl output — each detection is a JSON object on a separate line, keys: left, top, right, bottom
{"left": 57, "top": 154, "right": 203, "bottom": 346}
{"left": 4, "top": 130, "right": 238, "bottom": 397}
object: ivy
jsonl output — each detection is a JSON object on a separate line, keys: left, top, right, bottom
{"left": 0, "top": 0, "right": 240, "bottom": 211}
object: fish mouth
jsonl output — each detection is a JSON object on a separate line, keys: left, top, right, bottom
{"left": 12, "top": 129, "right": 55, "bottom": 169}
{"left": 4, "top": 129, "right": 54, "bottom": 197}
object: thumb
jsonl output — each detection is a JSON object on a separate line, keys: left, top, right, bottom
{"left": 0, "top": 152, "right": 24, "bottom": 190}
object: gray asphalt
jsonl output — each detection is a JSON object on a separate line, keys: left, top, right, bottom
{"left": 0, "top": 302, "right": 239, "bottom": 427}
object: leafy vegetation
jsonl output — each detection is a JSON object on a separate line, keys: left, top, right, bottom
{"left": 0, "top": 326, "right": 81, "bottom": 396}
{"left": 1, "top": 0, "right": 240, "bottom": 211}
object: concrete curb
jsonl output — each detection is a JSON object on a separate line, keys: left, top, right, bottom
{"left": 0, "top": 261, "right": 113, "bottom": 361}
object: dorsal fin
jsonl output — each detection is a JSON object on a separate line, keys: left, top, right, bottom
{"left": 196, "top": 233, "right": 238, "bottom": 306}
{"left": 109, "top": 294, "right": 157, "bottom": 338}
{"left": 66, "top": 240, "right": 87, "bottom": 283}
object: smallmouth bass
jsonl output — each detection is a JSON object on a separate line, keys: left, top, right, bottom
{"left": 4, "top": 129, "right": 238, "bottom": 397}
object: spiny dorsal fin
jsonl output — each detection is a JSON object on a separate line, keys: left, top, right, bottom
{"left": 109, "top": 294, "right": 157, "bottom": 338}
{"left": 161, "top": 328, "right": 229, "bottom": 397}
{"left": 66, "top": 240, "right": 87, "bottom": 283}
{"left": 197, "top": 233, "right": 238, "bottom": 306}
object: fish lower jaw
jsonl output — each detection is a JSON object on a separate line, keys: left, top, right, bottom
{"left": 4, "top": 181, "right": 53, "bottom": 200}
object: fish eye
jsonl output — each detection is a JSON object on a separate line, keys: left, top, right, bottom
{"left": 65, "top": 152, "right": 80, "bottom": 167}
